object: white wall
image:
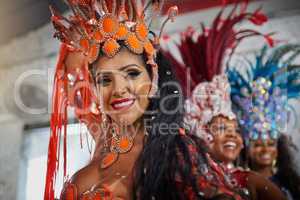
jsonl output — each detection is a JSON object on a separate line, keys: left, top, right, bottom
{"left": 0, "top": 116, "right": 23, "bottom": 200}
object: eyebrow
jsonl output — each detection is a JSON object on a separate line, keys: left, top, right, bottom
{"left": 95, "top": 64, "right": 140, "bottom": 77}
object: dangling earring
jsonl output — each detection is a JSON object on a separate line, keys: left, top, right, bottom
{"left": 272, "top": 159, "right": 277, "bottom": 174}
{"left": 95, "top": 85, "right": 110, "bottom": 156}
{"left": 148, "top": 62, "right": 158, "bottom": 98}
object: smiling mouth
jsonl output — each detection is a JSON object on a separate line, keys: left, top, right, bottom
{"left": 260, "top": 154, "right": 272, "bottom": 160}
{"left": 223, "top": 141, "right": 238, "bottom": 150}
{"left": 111, "top": 98, "right": 135, "bottom": 111}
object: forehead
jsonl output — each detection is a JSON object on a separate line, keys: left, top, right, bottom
{"left": 94, "top": 48, "right": 145, "bottom": 72}
{"left": 210, "top": 115, "right": 237, "bottom": 126}
{"left": 251, "top": 138, "right": 276, "bottom": 145}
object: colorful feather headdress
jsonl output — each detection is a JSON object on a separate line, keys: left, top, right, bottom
{"left": 227, "top": 44, "right": 300, "bottom": 144}
{"left": 45, "top": 1, "right": 178, "bottom": 199}
{"left": 163, "top": 1, "right": 273, "bottom": 97}
{"left": 163, "top": 1, "right": 272, "bottom": 141}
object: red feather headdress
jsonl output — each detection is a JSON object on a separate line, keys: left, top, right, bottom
{"left": 163, "top": 1, "right": 273, "bottom": 97}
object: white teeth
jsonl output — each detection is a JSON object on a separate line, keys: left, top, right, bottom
{"left": 224, "top": 141, "right": 237, "bottom": 149}
{"left": 114, "top": 100, "right": 134, "bottom": 108}
{"left": 261, "top": 154, "right": 271, "bottom": 160}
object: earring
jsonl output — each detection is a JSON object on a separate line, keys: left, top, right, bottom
{"left": 148, "top": 64, "right": 158, "bottom": 98}
{"left": 272, "top": 159, "right": 277, "bottom": 174}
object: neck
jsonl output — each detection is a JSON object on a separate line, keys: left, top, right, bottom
{"left": 222, "top": 161, "right": 235, "bottom": 170}
{"left": 253, "top": 164, "right": 273, "bottom": 178}
{"left": 122, "top": 120, "right": 144, "bottom": 136}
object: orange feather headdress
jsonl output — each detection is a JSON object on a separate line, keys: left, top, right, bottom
{"left": 45, "top": 1, "right": 178, "bottom": 199}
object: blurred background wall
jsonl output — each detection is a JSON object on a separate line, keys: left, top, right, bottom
{"left": 0, "top": 0, "right": 300, "bottom": 199}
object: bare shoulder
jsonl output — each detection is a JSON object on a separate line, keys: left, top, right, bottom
{"left": 247, "top": 171, "right": 287, "bottom": 200}
{"left": 66, "top": 161, "right": 101, "bottom": 196}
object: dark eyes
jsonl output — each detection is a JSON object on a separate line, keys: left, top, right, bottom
{"left": 210, "top": 124, "right": 226, "bottom": 133}
{"left": 267, "top": 142, "right": 276, "bottom": 147}
{"left": 96, "top": 69, "right": 142, "bottom": 86}
{"left": 126, "top": 69, "right": 142, "bottom": 79}
{"left": 253, "top": 142, "right": 276, "bottom": 148}
{"left": 97, "top": 76, "right": 111, "bottom": 86}
{"left": 254, "top": 143, "right": 262, "bottom": 147}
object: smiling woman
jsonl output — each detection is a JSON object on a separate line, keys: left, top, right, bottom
{"left": 44, "top": 1, "right": 247, "bottom": 200}
{"left": 227, "top": 44, "right": 300, "bottom": 200}
{"left": 92, "top": 48, "right": 152, "bottom": 126}
{"left": 164, "top": 2, "right": 289, "bottom": 200}
{"left": 208, "top": 115, "right": 243, "bottom": 165}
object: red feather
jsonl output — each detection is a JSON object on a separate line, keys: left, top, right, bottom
{"left": 164, "top": 1, "right": 272, "bottom": 97}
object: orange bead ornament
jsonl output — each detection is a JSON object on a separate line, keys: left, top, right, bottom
{"left": 93, "top": 30, "right": 103, "bottom": 43}
{"left": 102, "top": 38, "right": 121, "bottom": 57}
{"left": 125, "top": 33, "right": 143, "bottom": 54}
{"left": 114, "top": 23, "right": 129, "bottom": 40}
{"left": 100, "top": 14, "right": 119, "bottom": 37}
{"left": 101, "top": 152, "right": 118, "bottom": 169}
{"left": 135, "top": 21, "right": 148, "bottom": 42}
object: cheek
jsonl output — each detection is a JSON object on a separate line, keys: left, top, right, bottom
{"left": 270, "top": 147, "right": 278, "bottom": 157}
{"left": 249, "top": 147, "right": 261, "bottom": 159}
{"left": 237, "top": 136, "right": 244, "bottom": 149}
{"left": 98, "top": 87, "right": 112, "bottom": 111}
{"left": 211, "top": 136, "right": 223, "bottom": 153}
{"left": 134, "top": 74, "right": 151, "bottom": 94}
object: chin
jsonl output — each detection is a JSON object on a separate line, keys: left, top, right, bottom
{"left": 257, "top": 160, "right": 272, "bottom": 166}
{"left": 111, "top": 113, "right": 141, "bottom": 126}
{"left": 221, "top": 150, "right": 239, "bottom": 161}
{"left": 223, "top": 154, "right": 238, "bottom": 163}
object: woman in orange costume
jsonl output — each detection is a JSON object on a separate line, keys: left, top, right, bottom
{"left": 44, "top": 1, "right": 248, "bottom": 200}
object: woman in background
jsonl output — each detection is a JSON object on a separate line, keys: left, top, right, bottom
{"left": 164, "top": 2, "right": 287, "bottom": 200}
{"left": 227, "top": 44, "right": 300, "bottom": 200}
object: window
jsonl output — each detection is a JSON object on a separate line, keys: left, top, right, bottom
{"left": 19, "top": 123, "right": 94, "bottom": 200}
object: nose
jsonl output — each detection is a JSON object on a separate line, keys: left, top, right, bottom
{"left": 112, "top": 74, "right": 129, "bottom": 97}
{"left": 224, "top": 128, "right": 239, "bottom": 138}
{"left": 260, "top": 142, "right": 270, "bottom": 151}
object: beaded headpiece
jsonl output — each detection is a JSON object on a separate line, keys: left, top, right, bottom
{"left": 45, "top": 1, "right": 178, "bottom": 199}
{"left": 227, "top": 44, "right": 300, "bottom": 145}
{"left": 50, "top": 0, "right": 178, "bottom": 63}
{"left": 184, "top": 74, "right": 236, "bottom": 141}
{"left": 163, "top": 1, "right": 272, "bottom": 142}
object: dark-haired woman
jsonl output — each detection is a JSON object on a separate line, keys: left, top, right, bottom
{"left": 246, "top": 135, "right": 300, "bottom": 200}
{"left": 44, "top": 1, "right": 245, "bottom": 200}
{"left": 227, "top": 44, "right": 300, "bottom": 200}
{"left": 163, "top": 2, "right": 288, "bottom": 200}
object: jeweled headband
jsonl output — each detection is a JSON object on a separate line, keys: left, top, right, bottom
{"left": 227, "top": 44, "right": 300, "bottom": 144}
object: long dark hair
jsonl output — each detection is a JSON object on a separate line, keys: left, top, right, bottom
{"left": 274, "top": 134, "right": 300, "bottom": 200}
{"left": 90, "top": 47, "right": 238, "bottom": 199}
{"left": 132, "top": 51, "right": 210, "bottom": 199}
{"left": 242, "top": 134, "right": 300, "bottom": 200}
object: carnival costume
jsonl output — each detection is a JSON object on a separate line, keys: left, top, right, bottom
{"left": 163, "top": 1, "right": 276, "bottom": 198}
{"left": 163, "top": 1, "right": 272, "bottom": 143}
{"left": 44, "top": 1, "right": 248, "bottom": 200}
{"left": 227, "top": 44, "right": 300, "bottom": 199}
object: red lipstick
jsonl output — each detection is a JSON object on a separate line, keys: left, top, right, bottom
{"left": 110, "top": 98, "right": 135, "bottom": 111}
